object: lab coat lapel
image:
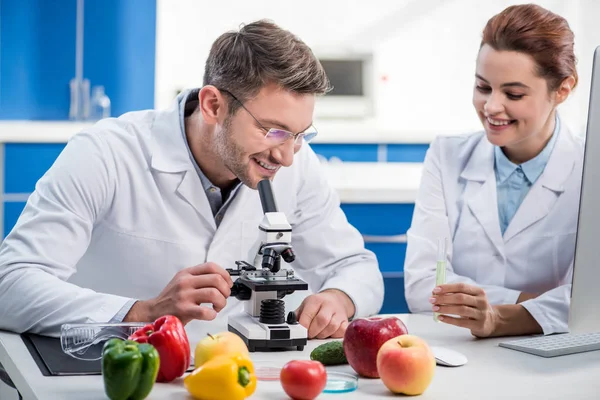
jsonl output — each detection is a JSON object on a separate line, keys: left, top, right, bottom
{"left": 209, "top": 172, "right": 294, "bottom": 264}
{"left": 503, "top": 126, "right": 576, "bottom": 242}
{"left": 461, "top": 135, "right": 505, "bottom": 256}
{"left": 207, "top": 184, "right": 262, "bottom": 267}
{"left": 175, "top": 170, "right": 216, "bottom": 229}
{"left": 148, "top": 96, "right": 216, "bottom": 230}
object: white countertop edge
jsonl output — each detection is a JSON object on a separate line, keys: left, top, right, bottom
{"left": 0, "top": 121, "right": 92, "bottom": 143}
{"left": 0, "top": 120, "right": 477, "bottom": 144}
{"left": 335, "top": 189, "right": 416, "bottom": 203}
{"left": 0, "top": 162, "right": 422, "bottom": 204}
{"left": 0, "top": 122, "right": 424, "bottom": 203}
{"left": 1, "top": 190, "right": 418, "bottom": 204}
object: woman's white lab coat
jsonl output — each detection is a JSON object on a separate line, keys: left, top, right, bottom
{"left": 404, "top": 123, "right": 583, "bottom": 335}
{"left": 0, "top": 92, "right": 384, "bottom": 343}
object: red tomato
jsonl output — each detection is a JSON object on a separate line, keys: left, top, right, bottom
{"left": 280, "top": 360, "right": 327, "bottom": 400}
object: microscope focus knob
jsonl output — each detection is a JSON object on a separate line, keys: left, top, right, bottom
{"left": 286, "top": 311, "right": 298, "bottom": 325}
{"left": 259, "top": 299, "right": 285, "bottom": 324}
{"left": 230, "top": 280, "right": 251, "bottom": 301}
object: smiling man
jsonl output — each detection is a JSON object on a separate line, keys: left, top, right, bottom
{"left": 0, "top": 20, "right": 384, "bottom": 343}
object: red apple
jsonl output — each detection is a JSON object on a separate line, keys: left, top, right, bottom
{"left": 343, "top": 316, "right": 408, "bottom": 378}
{"left": 376, "top": 334, "right": 435, "bottom": 395}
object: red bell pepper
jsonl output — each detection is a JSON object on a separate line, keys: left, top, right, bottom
{"left": 129, "top": 315, "right": 191, "bottom": 383}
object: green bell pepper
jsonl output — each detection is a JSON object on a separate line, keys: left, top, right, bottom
{"left": 101, "top": 338, "right": 160, "bottom": 400}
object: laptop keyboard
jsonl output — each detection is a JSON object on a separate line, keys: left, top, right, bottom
{"left": 499, "top": 332, "right": 600, "bottom": 358}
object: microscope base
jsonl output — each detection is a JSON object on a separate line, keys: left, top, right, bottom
{"left": 228, "top": 313, "right": 307, "bottom": 352}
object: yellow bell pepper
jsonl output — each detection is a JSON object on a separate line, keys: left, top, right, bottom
{"left": 184, "top": 353, "right": 257, "bottom": 400}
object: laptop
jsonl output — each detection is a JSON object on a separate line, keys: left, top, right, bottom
{"left": 499, "top": 46, "right": 600, "bottom": 357}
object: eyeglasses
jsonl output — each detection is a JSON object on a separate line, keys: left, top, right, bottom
{"left": 219, "top": 89, "right": 318, "bottom": 148}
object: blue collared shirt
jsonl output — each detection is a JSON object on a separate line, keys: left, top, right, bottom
{"left": 494, "top": 116, "right": 560, "bottom": 235}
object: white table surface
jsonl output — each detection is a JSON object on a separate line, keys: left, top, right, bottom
{"left": 1, "top": 313, "right": 598, "bottom": 400}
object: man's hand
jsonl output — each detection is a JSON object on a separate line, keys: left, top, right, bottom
{"left": 431, "top": 283, "right": 499, "bottom": 338}
{"left": 295, "top": 289, "right": 355, "bottom": 339}
{"left": 124, "top": 262, "right": 233, "bottom": 325}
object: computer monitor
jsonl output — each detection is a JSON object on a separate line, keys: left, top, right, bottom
{"left": 569, "top": 45, "right": 600, "bottom": 334}
{"left": 313, "top": 52, "right": 374, "bottom": 119}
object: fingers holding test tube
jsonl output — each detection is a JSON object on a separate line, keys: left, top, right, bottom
{"left": 431, "top": 282, "right": 500, "bottom": 338}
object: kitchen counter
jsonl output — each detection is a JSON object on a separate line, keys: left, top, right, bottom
{"left": 321, "top": 161, "right": 422, "bottom": 203}
{"left": 0, "top": 121, "right": 424, "bottom": 204}
{"left": 0, "top": 121, "right": 93, "bottom": 143}
{"left": 0, "top": 120, "right": 466, "bottom": 144}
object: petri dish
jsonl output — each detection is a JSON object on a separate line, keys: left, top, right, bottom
{"left": 323, "top": 371, "right": 359, "bottom": 393}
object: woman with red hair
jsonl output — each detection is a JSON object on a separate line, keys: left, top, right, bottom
{"left": 404, "top": 4, "right": 582, "bottom": 338}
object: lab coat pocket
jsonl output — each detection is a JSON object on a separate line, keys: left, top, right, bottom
{"left": 513, "top": 234, "right": 569, "bottom": 292}
{"left": 452, "top": 215, "right": 497, "bottom": 281}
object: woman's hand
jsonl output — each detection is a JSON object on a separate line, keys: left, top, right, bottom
{"left": 430, "top": 283, "right": 499, "bottom": 338}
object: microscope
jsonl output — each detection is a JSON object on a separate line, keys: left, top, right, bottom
{"left": 227, "top": 179, "right": 309, "bottom": 352}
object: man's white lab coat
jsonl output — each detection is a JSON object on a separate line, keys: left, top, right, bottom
{"left": 0, "top": 91, "right": 384, "bottom": 344}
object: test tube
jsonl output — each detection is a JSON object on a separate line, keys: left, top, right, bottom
{"left": 434, "top": 237, "right": 447, "bottom": 322}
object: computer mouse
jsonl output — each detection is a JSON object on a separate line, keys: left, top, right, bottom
{"left": 430, "top": 346, "right": 468, "bottom": 367}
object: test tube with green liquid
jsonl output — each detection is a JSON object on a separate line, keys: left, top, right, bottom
{"left": 434, "top": 237, "right": 447, "bottom": 322}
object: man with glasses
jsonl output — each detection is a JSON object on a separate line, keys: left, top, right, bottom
{"left": 0, "top": 20, "right": 384, "bottom": 344}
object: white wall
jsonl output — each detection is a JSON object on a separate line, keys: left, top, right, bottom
{"left": 155, "top": 0, "right": 600, "bottom": 138}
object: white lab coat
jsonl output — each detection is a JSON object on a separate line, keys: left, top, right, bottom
{"left": 0, "top": 93, "right": 384, "bottom": 345}
{"left": 404, "top": 123, "right": 583, "bottom": 335}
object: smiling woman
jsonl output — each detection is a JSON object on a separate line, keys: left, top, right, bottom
{"left": 472, "top": 4, "right": 578, "bottom": 164}
{"left": 404, "top": 3, "right": 584, "bottom": 339}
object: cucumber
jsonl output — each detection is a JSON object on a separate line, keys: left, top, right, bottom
{"left": 310, "top": 341, "right": 347, "bottom": 365}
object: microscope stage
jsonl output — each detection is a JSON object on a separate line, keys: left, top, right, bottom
{"left": 239, "top": 275, "right": 308, "bottom": 292}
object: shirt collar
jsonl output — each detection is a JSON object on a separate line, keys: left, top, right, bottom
{"left": 494, "top": 114, "right": 560, "bottom": 184}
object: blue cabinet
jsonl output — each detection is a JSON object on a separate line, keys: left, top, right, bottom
{"left": 341, "top": 203, "right": 415, "bottom": 313}
{"left": 309, "top": 144, "right": 379, "bottom": 162}
{"left": 0, "top": 1, "right": 157, "bottom": 120}
{"left": 310, "top": 143, "right": 430, "bottom": 163}
{"left": 381, "top": 275, "right": 409, "bottom": 314}
{"left": 0, "top": 0, "right": 76, "bottom": 119}
{"left": 3, "top": 201, "right": 26, "bottom": 238}
{"left": 2, "top": 143, "right": 66, "bottom": 237}
{"left": 4, "top": 143, "right": 66, "bottom": 193}
{"left": 386, "top": 144, "right": 430, "bottom": 162}
{"left": 341, "top": 203, "right": 414, "bottom": 235}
